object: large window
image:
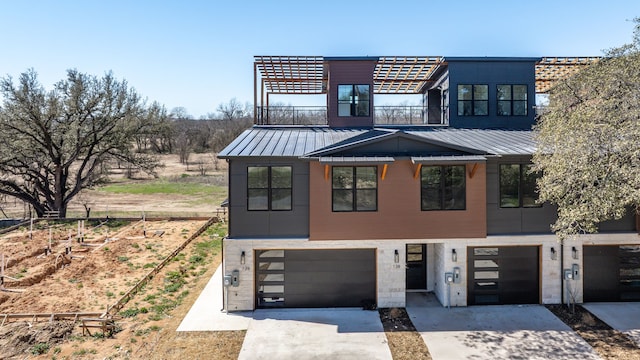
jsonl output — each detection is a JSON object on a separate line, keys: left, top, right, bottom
{"left": 457, "top": 85, "right": 488, "bottom": 116}
{"left": 421, "top": 165, "right": 466, "bottom": 210}
{"left": 497, "top": 85, "right": 528, "bottom": 116}
{"left": 499, "top": 164, "right": 540, "bottom": 208}
{"left": 332, "top": 166, "right": 377, "bottom": 212}
{"left": 247, "top": 166, "right": 292, "bottom": 211}
{"left": 338, "top": 85, "right": 370, "bottom": 117}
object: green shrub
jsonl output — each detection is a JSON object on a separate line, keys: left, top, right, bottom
{"left": 31, "top": 343, "right": 49, "bottom": 355}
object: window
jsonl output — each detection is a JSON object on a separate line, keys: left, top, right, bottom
{"left": 247, "top": 166, "right": 292, "bottom": 211}
{"left": 497, "top": 85, "right": 528, "bottom": 116}
{"left": 421, "top": 165, "right": 466, "bottom": 210}
{"left": 338, "top": 85, "right": 370, "bottom": 117}
{"left": 458, "top": 85, "right": 488, "bottom": 116}
{"left": 499, "top": 164, "right": 540, "bottom": 208}
{"left": 332, "top": 166, "right": 377, "bottom": 212}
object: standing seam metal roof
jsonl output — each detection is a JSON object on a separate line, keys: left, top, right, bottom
{"left": 217, "top": 126, "right": 536, "bottom": 158}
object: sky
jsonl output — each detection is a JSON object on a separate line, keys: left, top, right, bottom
{"left": 1, "top": 1, "right": 638, "bottom": 118}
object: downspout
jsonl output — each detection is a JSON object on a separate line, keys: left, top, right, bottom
{"left": 560, "top": 241, "right": 565, "bottom": 305}
{"left": 221, "top": 236, "right": 225, "bottom": 312}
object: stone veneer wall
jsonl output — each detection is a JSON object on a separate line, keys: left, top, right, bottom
{"left": 222, "top": 233, "right": 640, "bottom": 311}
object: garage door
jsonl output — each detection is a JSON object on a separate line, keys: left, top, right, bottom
{"left": 467, "top": 246, "right": 539, "bottom": 305}
{"left": 256, "top": 249, "right": 376, "bottom": 308}
{"left": 584, "top": 245, "right": 640, "bottom": 302}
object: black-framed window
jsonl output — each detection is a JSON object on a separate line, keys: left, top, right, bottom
{"left": 421, "top": 165, "right": 466, "bottom": 210}
{"left": 338, "top": 85, "right": 370, "bottom": 117}
{"left": 499, "top": 164, "right": 540, "bottom": 208}
{"left": 457, "top": 85, "right": 488, "bottom": 116}
{"left": 332, "top": 166, "right": 377, "bottom": 212}
{"left": 247, "top": 166, "right": 292, "bottom": 211}
{"left": 497, "top": 85, "right": 528, "bottom": 116}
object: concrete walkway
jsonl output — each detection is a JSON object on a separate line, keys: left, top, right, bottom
{"left": 239, "top": 308, "right": 392, "bottom": 360}
{"left": 583, "top": 302, "right": 640, "bottom": 347}
{"left": 177, "top": 265, "right": 252, "bottom": 331}
{"left": 406, "top": 293, "right": 600, "bottom": 360}
{"left": 178, "top": 265, "right": 391, "bottom": 359}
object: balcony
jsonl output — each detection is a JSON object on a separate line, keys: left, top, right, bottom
{"left": 255, "top": 105, "right": 448, "bottom": 126}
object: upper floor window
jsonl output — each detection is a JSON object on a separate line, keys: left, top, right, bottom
{"left": 499, "top": 164, "right": 540, "bottom": 208}
{"left": 332, "top": 166, "right": 377, "bottom": 211}
{"left": 248, "top": 166, "right": 292, "bottom": 211}
{"left": 421, "top": 165, "right": 466, "bottom": 210}
{"left": 338, "top": 85, "right": 370, "bottom": 117}
{"left": 497, "top": 85, "right": 528, "bottom": 116}
{"left": 458, "top": 85, "right": 488, "bottom": 116}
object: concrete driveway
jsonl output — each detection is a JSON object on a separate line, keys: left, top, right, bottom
{"left": 238, "top": 308, "right": 392, "bottom": 360}
{"left": 583, "top": 302, "right": 640, "bottom": 347}
{"left": 406, "top": 293, "right": 600, "bottom": 360}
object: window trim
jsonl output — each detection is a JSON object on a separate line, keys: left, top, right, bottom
{"left": 247, "top": 165, "right": 293, "bottom": 211}
{"left": 457, "top": 84, "right": 489, "bottom": 116}
{"left": 420, "top": 165, "right": 467, "bottom": 211}
{"left": 497, "top": 84, "right": 528, "bottom": 116}
{"left": 338, "top": 84, "right": 371, "bottom": 117}
{"left": 498, "top": 163, "right": 541, "bottom": 208}
{"left": 331, "top": 166, "right": 378, "bottom": 212}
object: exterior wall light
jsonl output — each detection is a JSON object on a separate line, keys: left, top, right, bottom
{"left": 550, "top": 247, "right": 557, "bottom": 260}
{"left": 240, "top": 251, "right": 246, "bottom": 265}
{"left": 572, "top": 246, "right": 578, "bottom": 260}
{"left": 394, "top": 249, "right": 399, "bottom": 263}
{"left": 452, "top": 249, "right": 457, "bottom": 262}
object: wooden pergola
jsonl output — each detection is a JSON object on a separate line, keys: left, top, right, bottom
{"left": 534, "top": 57, "right": 600, "bottom": 93}
{"left": 253, "top": 55, "right": 600, "bottom": 120}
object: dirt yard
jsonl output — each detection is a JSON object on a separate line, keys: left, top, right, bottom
{"left": 0, "top": 218, "right": 240, "bottom": 359}
{"left": 0, "top": 153, "right": 243, "bottom": 359}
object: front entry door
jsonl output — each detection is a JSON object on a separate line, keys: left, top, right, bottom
{"left": 406, "top": 244, "right": 427, "bottom": 290}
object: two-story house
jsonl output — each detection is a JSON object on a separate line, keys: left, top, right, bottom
{"left": 218, "top": 56, "right": 640, "bottom": 311}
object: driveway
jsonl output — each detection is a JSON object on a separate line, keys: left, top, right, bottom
{"left": 406, "top": 293, "right": 600, "bottom": 360}
{"left": 238, "top": 308, "right": 392, "bottom": 360}
{"left": 583, "top": 302, "right": 640, "bottom": 347}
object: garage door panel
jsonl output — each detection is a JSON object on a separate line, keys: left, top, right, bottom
{"left": 285, "top": 260, "right": 374, "bottom": 272}
{"left": 286, "top": 271, "right": 374, "bottom": 284}
{"left": 585, "top": 245, "right": 640, "bottom": 302}
{"left": 468, "top": 246, "right": 539, "bottom": 305}
{"left": 256, "top": 249, "right": 376, "bottom": 308}
{"left": 286, "top": 249, "right": 373, "bottom": 261}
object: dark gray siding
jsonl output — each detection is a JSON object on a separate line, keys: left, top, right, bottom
{"left": 447, "top": 59, "right": 537, "bottom": 130}
{"left": 487, "top": 156, "right": 637, "bottom": 234}
{"left": 486, "top": 156, "right": 556, "bottom": 234}
{"left": 598, "top": 209, "right": 637, "bottom": 232}
{"left": 228, "top": 158, "right": 309, "bottom": 238}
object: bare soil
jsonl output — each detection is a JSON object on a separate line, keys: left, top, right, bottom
{"left": 0, "top": 219, "right": 205, "bottom": 314}
{"left": 0, "top": 219, "right": 244, "bottom": 360}
{"left": 379, "top": 307, "right": 432, "bottom": 360}
{"left": 547, "top": 304, "right": 640, "bottom": 360}
{"left": 0, "top": 153, "right": 244, "bottom": 359}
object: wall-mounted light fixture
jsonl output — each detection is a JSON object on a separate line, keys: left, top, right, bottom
{"left": 550, "top": 247, "right": 557, "bottom": 260}
{"left": 452, "top": 249, "right": 457, "bottom": 262}
{"left": 572, "top": 246, "right": 578, "bottom": 260}
{"left": 240, "top": 251, "right": 246, "bottom": 265}
{"left": 394, "top": 249, "right": 399, "bottom": 263}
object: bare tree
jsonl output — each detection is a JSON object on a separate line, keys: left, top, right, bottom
{"left": 0, "top": 69, "right": 160, "bottom": 218}
{"left": 217, "top": 98, "right": 250, "bottom": 121}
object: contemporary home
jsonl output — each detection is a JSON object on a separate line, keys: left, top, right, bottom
{"left": 218, "top": 55, "right": 640, "bottom": 311}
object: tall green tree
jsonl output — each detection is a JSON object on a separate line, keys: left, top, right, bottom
{"left": 532, "top": 20, "right": 640, "bottom": 239}
{"left": 0, "top": 69, "right": 159, "bottom": 218}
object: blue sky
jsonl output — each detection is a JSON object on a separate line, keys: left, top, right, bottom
{"left": 1, "top": 1, "right": 638, "bottom": 118}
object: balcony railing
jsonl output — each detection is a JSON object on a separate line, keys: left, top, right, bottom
{"left": 255, "top": 105, "right": 448, "bottom": 126}
{"left": 255, "top": 106, "right": 328, "bottom": 125}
